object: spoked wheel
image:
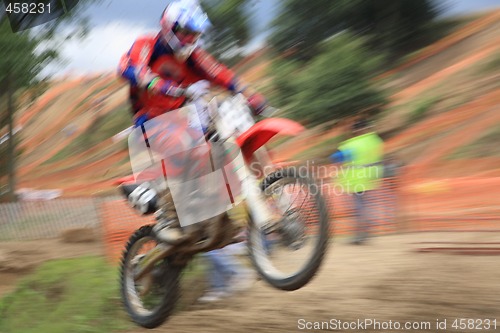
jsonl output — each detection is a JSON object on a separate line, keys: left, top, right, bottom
{"left": 248, "top": 168, "right": 331, "bottom": 291}
{"left": 120, "top": 225, "right": 182, "bottom": 329}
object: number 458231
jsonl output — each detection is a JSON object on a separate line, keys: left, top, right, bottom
{"left": 5, "top": 2, "right": 51, "bottom": 14}
{"left": 452, "top": 319, "right": 497, "bottom": 330}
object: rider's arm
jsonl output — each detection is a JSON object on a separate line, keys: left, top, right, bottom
{"left": 189, "top": 48, "right": 237, "bottom": 91}
{"left": 118, "top": 36, "right": 185, "bottom": 97}
{"left": 189, "top": 48, "right": 268, "bottom": 114}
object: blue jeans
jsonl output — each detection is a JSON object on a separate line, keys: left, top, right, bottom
{"left": 204, "top": 247, "right": 245, "bottom": 290}
{"left": 352, "top": 191, "right": 376, "bottom": 242}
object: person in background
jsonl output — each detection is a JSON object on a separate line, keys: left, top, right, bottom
{"left": 381, "top": 153, "right": 403, "bottom": 226}
{"left": 198, "top": 244, "right": 254, "bottom": 303}
{"left": 330, "top": 118, "right": 384, "bottom": 244}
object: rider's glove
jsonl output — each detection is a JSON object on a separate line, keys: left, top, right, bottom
{"left": 134, "top": 114, "right": 149, "bottom": 128}
{"left": 247, "top": 92, "right": 268, "bottom": 116}
{"left": 148, "top": 77, "right": 184, "bottom": 97}
{"left": 184, "top": 80, "right": 211, "bottom": 100}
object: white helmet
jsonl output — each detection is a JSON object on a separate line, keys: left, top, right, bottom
{"left": 160, "top": 0, "right": 211, "bottom": 61}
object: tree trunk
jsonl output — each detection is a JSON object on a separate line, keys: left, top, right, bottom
{"left": 6, "top": 73, "right": 17, "bottom": 202}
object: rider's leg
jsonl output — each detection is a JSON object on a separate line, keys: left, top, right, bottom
{"left": 352, "top": 191, "right": 366, "bottom": 244}
{"left": 198, "top": 249, "right": 232, "bottom": 302}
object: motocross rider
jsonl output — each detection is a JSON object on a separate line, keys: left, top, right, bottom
{"left": 118, "top": 0, "right": 268, "bottom": 244}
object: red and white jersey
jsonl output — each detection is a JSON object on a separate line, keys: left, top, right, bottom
{"left": 119, "top": 33, "right": 237, "bottom": 120}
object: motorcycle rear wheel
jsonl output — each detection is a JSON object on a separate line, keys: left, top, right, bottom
{"left": 120, "top": 225, "right": 182, "bottom": 329}
{"left": 248, "top": 167, "right": 331, "bottom": 291}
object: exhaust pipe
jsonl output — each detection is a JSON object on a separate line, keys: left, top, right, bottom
{"left": 120, "top": 183, "right": 158, "bottom": 215}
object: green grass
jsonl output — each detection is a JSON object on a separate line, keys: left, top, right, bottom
{"left": 447, "top": 125, "right": 500, "bottom": 160}
{"left": 266, "top": 136, "right": 292, "bottom": 150}
{"left": 478, "top": 52, "right": 500, "bottom": 75}
{"left": 391, "top": 15, "right": 477, "bottom": 69}
{"left": 0, "top": 255, "right": 211, "bottom": 333}
{"left": 71, "top": 79, "right": 121, "bottom": 115}
{"left": 44, "top": 105, "right": 132, "bottom": 165}
{"left": 291, "top": 134, "right": 347, "bottom": 161}
{"left": 0, "top": 256, "right": 132, "bottom": 333}
{"left": 407, "top": 95, "right": 441, "bottom": 124}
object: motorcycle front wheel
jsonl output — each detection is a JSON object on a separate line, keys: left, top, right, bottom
{"left": 120, "top": 225, "right": 182, "bottom": 329}
{"left": 248, "top": 167, "right": 331, "bottom": 291}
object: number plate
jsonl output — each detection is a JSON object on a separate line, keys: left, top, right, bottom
{"left": 217, "top": 94, "right": 255, "bottom": 138}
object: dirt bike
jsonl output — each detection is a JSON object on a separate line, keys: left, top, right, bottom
{"left": 116, "top": 89, "right": 331, "bottom": 329}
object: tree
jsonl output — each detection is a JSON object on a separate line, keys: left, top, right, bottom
{"left": 269, "top": 0, "right": 443, "bottom": 61}
{"left": 269, "top": 32, "right": 386, "bottom": 126}
{"left": 0, "top": 1, "right": 95, "bottom": 201}
{"left": 201, "top": 0, "right": 251, "bottom": 60}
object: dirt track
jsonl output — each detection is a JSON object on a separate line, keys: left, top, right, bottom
{"left": 1, "top": 230, "right": 499, "bottom": 332}
{"left": 126, "top": 232, "right": 500, "bottom": 333}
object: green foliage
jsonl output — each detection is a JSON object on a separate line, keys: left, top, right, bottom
{"left": 448, "top": 125, "right": 500, "bottom": 160}
{"left": 0, "top": 256, "right": 132, "bottom": 333}
{"left": 45, "top": 105, "right": 132, "bottom": 164}
{"left": 478, "top": 52, "right": 500, "bottom": 75}
{"left": 407, "top": 95, "right": 441, "bottom": 123}
{"left": 266, "top": 135, "right": 292, "bottom": 150}
{"left": 270, "top": 33, "right": 387, "bottom": 126}
{"left": 220, "top": 53, "right": 245, "bottom": 68}
{"left": 0, "top": 1, "right": 96, "bottom": 91}
{"left": 270, "top": 0, "right": 443, "bottom": 61}
{"left": 202, "top": 0, "right": 251, "bottom": 58}
{"left": 267, "top": 59, "right": 301, "bottom": 107}
{"left": 291, "top": 134, "right": 347, "bottom": 161}
{"left": 0, "top": 21, "right": 55, "bottom": 92}
{"left": 0, "top": 1, "right": 96, "bottom": 200}
{"left": 0, "top": 136, "right": 23, "bottom": 176}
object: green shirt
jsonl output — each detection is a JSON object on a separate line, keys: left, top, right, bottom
{"left": 337, "top": 132, "right": 384, "bottom": 193}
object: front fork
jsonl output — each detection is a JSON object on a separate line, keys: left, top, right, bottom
{"left": 133, "top": 148, "right": 276, "bottom": 282}
{"left": 240, "top": 148, "right": 277, "bottom": 232}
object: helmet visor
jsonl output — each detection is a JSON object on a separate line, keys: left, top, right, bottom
{"left": 174, "top": 25, "right": 202, "bottom": 45}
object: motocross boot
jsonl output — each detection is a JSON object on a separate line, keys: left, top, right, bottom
{"left": 153, "top": 190, "right": 191, "bottom": 245}
{"left": 226, "top": 201, "right": 249, "bottom": 243}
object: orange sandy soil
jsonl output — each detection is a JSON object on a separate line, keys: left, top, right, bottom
{"left": 388, "top": 37, "right": 500, "bottom": 107}
{"left": 18, "top": 78, "right": 126, "bottom": 173}
{"left": 379, "top": 10, "right": 500, "bottom": 79}
{"left": 13, "top": 11, "right": 500, "bottom": 200}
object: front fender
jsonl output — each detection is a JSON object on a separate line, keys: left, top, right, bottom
{"left": 235, "top": 118, "right": 305, "bottom": 160}
{"left": 113, "top": 118, "right": 305, "bottom": 185}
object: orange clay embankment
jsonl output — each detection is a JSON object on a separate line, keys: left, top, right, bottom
{"left": 386, "top": 88, "right": 500, "bottom": 153}
{"left": 379, "top": 10, "right": 500, "bottom": 79}
{"left": 18, "top": 75, "right": 114, "bottom": 154}
{"left": 18, "top": 82, "right": 127, "bottom": 176}
{"left": 389, "top": 36, "right": 500, "bottom": 107}
{"left": 16, "top": 78, "right": 87, "bottom": 127}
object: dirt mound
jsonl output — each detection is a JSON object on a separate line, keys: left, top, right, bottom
{"left": 0, "top": 239, "right": 103, "bottom": 297}
{"left": 0, "top": 248, "right": 40, "bottom": 273}
{"left": 60, "top": 227, "right": 98, "bottom": 243}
